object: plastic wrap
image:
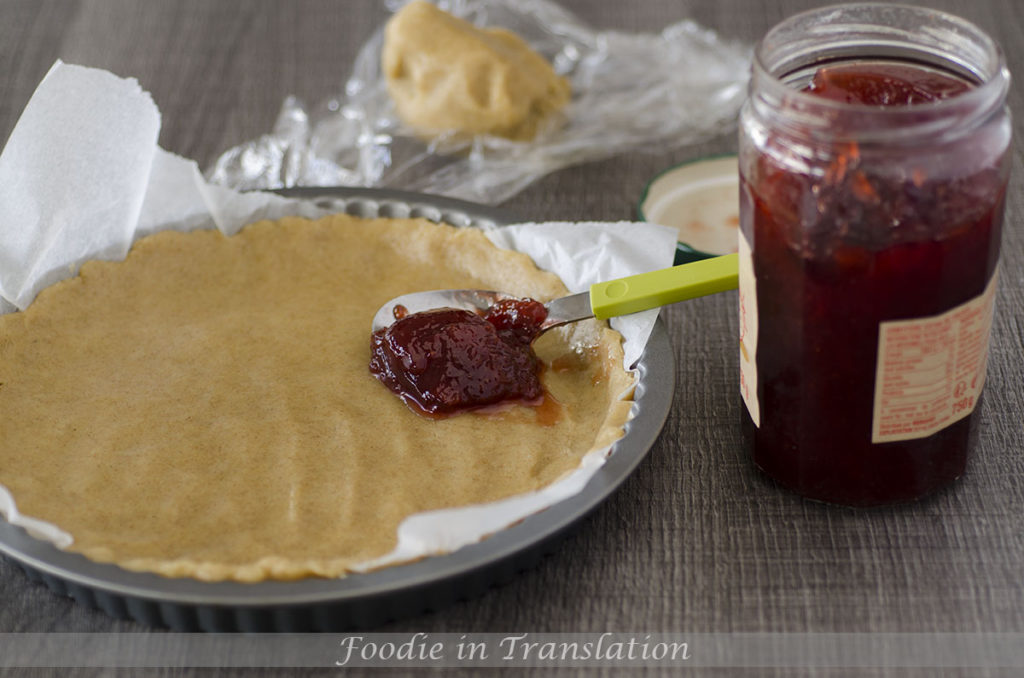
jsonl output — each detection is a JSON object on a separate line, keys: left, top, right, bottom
{"left": 207, "top": 0, "right": 750, "bottom": 204}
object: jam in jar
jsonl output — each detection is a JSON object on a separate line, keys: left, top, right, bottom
{"left": 738, "top": 5, "right": 1011, "bottom": 505}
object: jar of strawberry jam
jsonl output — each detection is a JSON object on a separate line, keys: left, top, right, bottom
{"left": 738, "top": 5, "right": 1011, "bottom": 506}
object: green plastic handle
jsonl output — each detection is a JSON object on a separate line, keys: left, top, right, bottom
{"left": 589, "top": 253, "right": 739, "bottom": 319}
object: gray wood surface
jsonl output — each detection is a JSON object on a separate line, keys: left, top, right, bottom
{"left": 1, "top": 1, "right": 1023, "bottom": 676}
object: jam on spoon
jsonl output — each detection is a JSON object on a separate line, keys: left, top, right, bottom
{"left": 369, "top": 253, "right": 741, "bottom": 418}
{"left": 369, "top": 298, "right": 549, "bottom": 417}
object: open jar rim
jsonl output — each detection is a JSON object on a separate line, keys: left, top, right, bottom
{"left": 750, "top": 3, "right": 1011, "bottom": 143}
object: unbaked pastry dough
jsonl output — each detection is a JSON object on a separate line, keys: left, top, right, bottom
{"left": 0, "top": 215, "right": 632, "bottom": 581}
{"left": 383, "top": 1, "right": 571, "bottom": 141}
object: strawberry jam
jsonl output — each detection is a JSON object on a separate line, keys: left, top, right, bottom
{"left": 740, "top": 50, "right": 1011, "bottom": 505}
{"left": 805, "top": 63, "right": 972, "bottom": 105}
{"left": 369, "top": 299, "right": 548, "bottom": 417}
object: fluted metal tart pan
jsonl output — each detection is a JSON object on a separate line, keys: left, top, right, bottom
{"left": 0, "top": 187, "right": 675, "bottom": 631}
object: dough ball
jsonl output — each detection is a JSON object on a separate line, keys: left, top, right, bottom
{"left": 383, "top": 1, "right": 571, "bottom": 141}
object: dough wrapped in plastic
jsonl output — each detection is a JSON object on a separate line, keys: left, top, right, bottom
{"left": 383, "top": 1, "right": 570, "bottom": 141}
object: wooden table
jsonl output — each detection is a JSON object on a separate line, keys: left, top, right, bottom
{"left": 2, "top": 1, "right": 1023, "bottom": 675}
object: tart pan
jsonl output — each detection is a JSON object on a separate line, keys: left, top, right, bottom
{"left": 0, "top": 187, "right": 676, "bottom": 631}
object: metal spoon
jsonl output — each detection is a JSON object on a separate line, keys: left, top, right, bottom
{"left": 372, "top": 253, "right": 739, "bottom": 333}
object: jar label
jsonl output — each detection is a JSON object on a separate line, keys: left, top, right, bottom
{"left": 871, "top": 270, "right": 998, "bottom": 443}
{"left": 738, "top": 228, "right": 760, "bottom": 427}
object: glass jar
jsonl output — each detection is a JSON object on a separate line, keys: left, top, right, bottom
{"left": 738, "top": 4, "right": 1011, "bottom": 506}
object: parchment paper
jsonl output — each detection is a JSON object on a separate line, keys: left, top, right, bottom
{"left": 0, "top": 62, "right": 677, "bottom": 574}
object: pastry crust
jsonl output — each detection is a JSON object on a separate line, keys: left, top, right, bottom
{"left": 383, "top": 1, "right": 571, "bottom": 141}
{"left": 0, "top": 215, "right": 633, "bottom": 581}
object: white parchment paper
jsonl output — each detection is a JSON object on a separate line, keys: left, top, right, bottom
{"left": 0, "top": 62, "right": 677, "bottom": 574}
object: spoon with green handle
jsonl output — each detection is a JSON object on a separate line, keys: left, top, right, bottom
{"left": 371, "top": 253, "right": 739, "bottom": 333}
